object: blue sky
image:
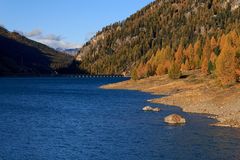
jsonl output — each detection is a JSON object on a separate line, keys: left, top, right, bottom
{"left": 0, "top": 0, "right": 154, "bottom": 49}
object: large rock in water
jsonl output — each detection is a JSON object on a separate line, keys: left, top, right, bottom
{"left": 164, "top": 114, "right": 186, "bottom": 124}
{"left": 142, "top": 106, "right": 161, "bottom": 112}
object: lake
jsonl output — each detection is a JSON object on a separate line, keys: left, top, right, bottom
{"left": 0, "top": 77, "right": 239, "bottom": 160}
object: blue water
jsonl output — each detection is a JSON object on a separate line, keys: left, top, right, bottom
{"left": 0, "top": 77, "right": 240, "bottom": 160}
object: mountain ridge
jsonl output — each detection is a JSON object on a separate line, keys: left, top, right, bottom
{"left": 76, "top": 0, "right": 240, "bottom": 77}
{"left": 0, "top": 26, "right": 75, "bottom": 76}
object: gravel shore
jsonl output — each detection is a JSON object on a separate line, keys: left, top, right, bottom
{"left": 101, "top": 70, "right": 240, "bottom": 128}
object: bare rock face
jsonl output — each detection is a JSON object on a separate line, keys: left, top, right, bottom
{"left": 164, "top": 114, "right": 186, "bottom": 124}
{"left": 142, "top": 106, "right": 161, "bottom": 112}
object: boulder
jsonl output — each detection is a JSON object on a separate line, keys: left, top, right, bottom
{"left": 142, "top": 106, "right": 161, "bottom": 112}
{"left": 152, "top": 108, "right": 161, "bottom": 112}
{"left": 164, "top": 114, "right": 186, "bottom": 124}
{"left": 143, "top": 106, "right": 152, "bottom": 111}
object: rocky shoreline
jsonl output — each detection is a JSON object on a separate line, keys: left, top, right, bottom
{"left": 101, "top": 70, "right": 240, "bottom": 128}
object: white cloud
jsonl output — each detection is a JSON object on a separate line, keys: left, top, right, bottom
{"left": 25, "top": 29, "right": 42, "bottom": 37}
{"left": 45, "top": 34, "right": 62, "bottom": 41}
{"left": 36, "top": 39, "right": 82, "bottom": 49}
{"left": 24, "top": 29, "right": 82, "bottom": 49}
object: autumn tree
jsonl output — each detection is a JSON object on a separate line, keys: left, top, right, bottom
{"left": 182, "top": 44, "right": 194, "bottom": 71}
{"left": 175, "top": 43, "right": 184, "bottom": 65}
{"left": 168, "top": 61, "right": 181, "bottom": 79}
{"left": 152, "top": 46, "right": 172, "bottom": 76}
{"left": 131, "top": 67, "right": 138, "bottom": 80}
{"left": 145, "top": 62, "right": 155, "bottom": 77}
{"left": 193, "top": 39, "right": 202, "bottom": 69}
{"left": 210, "top": 37, "right": 217, "bottom": 51}
{"left": 236, "top": 53, "right": 240, "bottom": 81}
{"left": 216, "top": 34, "right": 237, "bottom": 86}
{"left": 201, "top": 37, "right": 211, "bottom": 75}
{"left": 134, "top": 62, "right": 147, "bottom": 80}
{"left": 229, "top": 31, "right": 240, "bottom": 82}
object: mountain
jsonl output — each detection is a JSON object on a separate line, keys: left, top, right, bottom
{"left": 56, "top": 48, "right": 80, "bottom": 55}
{"left": 76, "top": 0, "right": 240, "bottom": 77}
{"left": 0, "top": 26, "right": 76, "bottom": 76}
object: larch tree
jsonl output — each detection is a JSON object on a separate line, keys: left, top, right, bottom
{"left": 155, "top": 46, "right": 172, "bottom": 75}
{"left": 185, "top": 44, "right": 194, "bottom": 70}
{"left": 193, "top": 39, "right": 202, "bottom": 69}
{"left": 168, "top": 61, "right": 182, "bottom": 79}
{"left": 175, "top": 43, "right": 184, "bottom": 66}
{"left": 136, "top": 62, "right": 147, "bottom": 80}
{"left": 216, "top": 35, "right": 237, "bottom": 86}
{"left": 201, "top": 37, "right": 211, "bottom": 75}
{"left": 210, "top": 37, "right": 217, "bottom": 51}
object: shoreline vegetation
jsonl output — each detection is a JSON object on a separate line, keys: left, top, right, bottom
{"left": 101, "top": 70, "right": 240, "bottom": 128}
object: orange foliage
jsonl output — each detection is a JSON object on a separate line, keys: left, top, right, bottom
{"left": 193, "top": 39, "right": 201, "bottom": 69}
{"left": 175, "top": 44, "right": 184, "bottom": 65}
{"left": 210, "top": 37, "right": 217, "bottom": 51}
{"left": 133, "top": 30, "right": 240, "bottom": 84}
{"left": 216, "top": 33, "right": 237, "bottom": 86}
{"left": 201, "top": 37, "right": 211, "bottom": 75}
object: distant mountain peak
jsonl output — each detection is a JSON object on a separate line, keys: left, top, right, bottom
{"left": 56, "top": 48, "right": 80, "bottom": 55}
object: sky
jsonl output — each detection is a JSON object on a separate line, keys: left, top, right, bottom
{"left": 0, "top": 0, "right": 154, "bottom": 49}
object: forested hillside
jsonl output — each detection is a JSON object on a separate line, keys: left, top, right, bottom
{"left": 76, "top": 0, "right": 240, "bottom": 85}
{"left": 0, "top": 27, "right": 77, "bottom": 75}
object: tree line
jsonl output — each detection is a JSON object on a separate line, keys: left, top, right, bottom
{"left": 132, "top": 30, "right": 240, "bottom": 86}
{"left": 77, "top": 0, "right": 240, "bottom": 86}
